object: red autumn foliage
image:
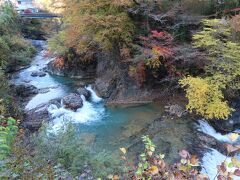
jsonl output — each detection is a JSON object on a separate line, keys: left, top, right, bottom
{"left": 151, "top": 30, "right": 174, "bottom": 44}
{"left": 43, "top": 51, "right": 53, "bottom": 58}
{"left": 53, "top": 57, "right": 65, "bottom": 68}
{"left": 152, "top": 45, "right": 173, "bottom": 58}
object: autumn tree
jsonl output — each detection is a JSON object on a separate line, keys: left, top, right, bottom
{"left": 180, "top": 18, "right": 240, "bottom": 119}
{"left": 56, "top": 0, "right": 134, "bottom": 56}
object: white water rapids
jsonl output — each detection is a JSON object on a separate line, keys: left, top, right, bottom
{"left": 197, "top": 120, "right": 240, "bottom": 179}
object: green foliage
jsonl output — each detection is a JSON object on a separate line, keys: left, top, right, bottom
{"left": 30, "top": 123, "right": 122, "bottom": 178}
{"left": 0, "top": 117, "right": 18, "bottom": 160}
{"left": 180, "top": 18, "right": 240, "bottom": 119}
{"left": 193, "top": 19, "right": 240, "bottom": 90}
{"left": 0, "top": 3, "right": 20, "bottom": 35}
{"left": 0, "top": 4, "right": 36, "bottom": 70}
{"left": 0, "top": 3, "right": 35, "bottom": 117}
{"left": 48, "top": 31, "right": 68, "bottom": 56}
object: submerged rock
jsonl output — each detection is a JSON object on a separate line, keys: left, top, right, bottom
{"left": 31, "top": 71, "right": 46, "bottom": 77}
{"left": 15, "top": 84, "right": 38, "bottom": 97}
{"left": 62, "top": 93, "right": 83, "bottom": 111}
{"left": 77, "top": 87, "right": 91, "bottom": 100}
{"left": 165, "top": 104, "right": 187, "bottom": 117}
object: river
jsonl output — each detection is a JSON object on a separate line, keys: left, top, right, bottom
{"left": 11, "top": 40, "right": 240, "bottom": 179}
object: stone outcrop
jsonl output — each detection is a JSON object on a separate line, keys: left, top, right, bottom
{"left": 21, "top": 99, "right": 61, "bottom": 132}
{"left": 62, "top": 93, "right": 83, "bottom": 111}
{"left": 15, "top": 84, "right": 38, "bottom": 97}
{"left": 47, "top": 60, "right": 96, "bottom": 79}
{"left": 77, "top": 87, "right": 91, "bottom": 100}
{"left": 31, "top": 71, "right": 47, "bottom": 77}
{"left": 210, "top": 101, "right": 240, "bottom": 133}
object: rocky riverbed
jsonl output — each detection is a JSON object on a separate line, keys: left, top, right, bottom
{"left": 10, "top": 40, "right": 240, "bottom": 179}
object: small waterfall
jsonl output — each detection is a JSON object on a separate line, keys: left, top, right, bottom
{"left": 197, "top": 120, "right": 240, "bottom": 179}
{"left": 197, "top": 120, "right": 235, "bottom": 143}
{"left": 86, "top": 85, "right": 102, "bottom": 103}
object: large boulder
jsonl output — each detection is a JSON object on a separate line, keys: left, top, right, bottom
{"left": 210, "top": 101, "right": 240, "bottom": 133}
{"left": 21, "top": 104, "right": 49, "bottom": 132}
{"left": 21, "top": 99, "right": 61, "bottom": 132}
{"left": 15, "top": 84, "right": 38, "bottom": 97}
{"left": 76, "top": 87, "right": 91, "bottom": 100}
{"left": 31, "top": 71, "right": 46, "bottom": 77}
{"left": 62, "top": 93, "right": 83, "bottom": 111}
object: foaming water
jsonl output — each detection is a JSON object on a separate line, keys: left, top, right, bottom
{"left": 48, "top": 94, "right": 105, "bottom": 132}
{"left": 12, "top": 41, "right": 70, "bottom": 109}
{"left": 25, "top": 87, "right": 66, "bottom": 110}
{"left": 86, "top": 85, "right": 103, "bottom": 103}
{"left": 197, "top": 120, "right": 235, "bottom": 143}
{"left": 202, "top": 149, "right": 238, "bottom": 180}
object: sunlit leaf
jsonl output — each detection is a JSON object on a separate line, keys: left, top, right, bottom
{"left": 119, "top": 147, "right": 126, "bottom": 154}
{"left": 148, "top": 166, "right": 159, "bottom": 175}
{"left": 232, "top": 157, "right": 240, "bottom": 168}
{"left": 228, "top": 133, "right": 239, "bottom": 142}
{"left": 190, "top": 155, "right": 199, "bottom": 166}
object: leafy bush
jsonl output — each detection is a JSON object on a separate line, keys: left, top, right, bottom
{"left": 180, "top": 18, "right": 240, "bottom": 119}
{"left": 180, "top": 77, "right": 233, "bottom": 119}
{"left": 0, "top": 5, "right": 36, "bottom": 72}
{"left": 30, "top": 123, "right": 123, "bottom": 178}
{"left": 118, "top": 135, "right": 240, "bottom": 179}
{"left": 51, "top": 0, "right": 134, "bottom": 58}
{"left": 0, "top": 117, "right": 18, "bottom": 160}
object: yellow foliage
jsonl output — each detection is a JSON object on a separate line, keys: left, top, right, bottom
{"left": 63, "top": 0, "right": 134, "bottom": 53}
{"left": 179, "top": 77, "right": 233, "bottom": 119}
{"left": 228, "top": 133, "right": 239, "bottom": 142}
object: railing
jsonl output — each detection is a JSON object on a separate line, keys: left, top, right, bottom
{"left": 20, "top": 13, "right": 62, "bottom": 19}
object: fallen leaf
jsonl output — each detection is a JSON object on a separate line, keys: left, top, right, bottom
{"left": 190, "top": 155, "right": 199, "bottom": 166}
{"left": 234, "top": 169, "right": 240, "bottom": 176}
{"left": 228, "top": 133, "right": 239, "bottom": 142}
{"left": 119, "top": 147, "right": 126, "bottom": 154}
{"left": 107, "top": 174, "right": 113, "bottom": 179}
{"left": 225, "top": 144, "right": 240, "bottom": 153}
{"left": 232, "top": 157, "right": 240, "bottom": 168}
{"left": 113, "top": 175, "right": 119, "bottom": 180}
{"left": 148, "top": 166, "right": 159, "bottom": 175}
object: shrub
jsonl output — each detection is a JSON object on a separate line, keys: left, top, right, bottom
{"left": 30, "top": 123, "right": 123, "bottom": 178}
{"left": 179, "top": 76, "right": 233, "bottom": 119}
{"left": 118, "top": 135, "right": 240, "bottom": 179}
{"left": 0, "top": 117, "right": 18, "bottom": 160}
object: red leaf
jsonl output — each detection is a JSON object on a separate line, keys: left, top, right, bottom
{"left": 225, "top": 144, "right": 240, "bottom": 153}
{"left": 217, "top": 175, "right": 226, "bottom": 180}
{"left": 234, "top": 169, "right": 240, "bottom": 176}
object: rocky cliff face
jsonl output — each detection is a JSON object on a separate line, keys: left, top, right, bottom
{"left": 47, "top": 60, "right": 96, "bottom": 79}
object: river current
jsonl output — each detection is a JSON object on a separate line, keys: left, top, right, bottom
{"left": 11, "top": 41, "right": 240, "bottom": 179}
